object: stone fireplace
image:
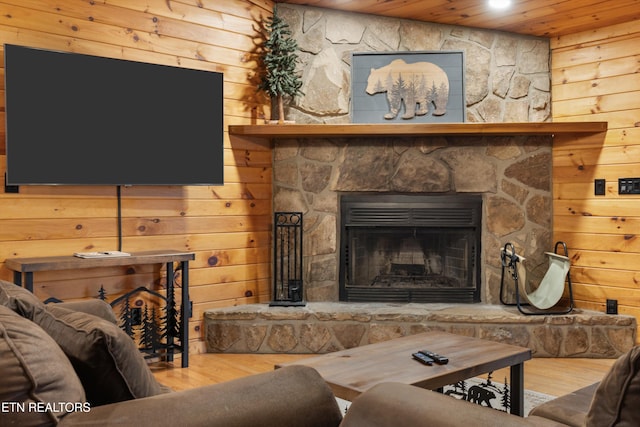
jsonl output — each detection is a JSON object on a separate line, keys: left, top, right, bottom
{"left": 273, "top": 134, "right": 554, "bottom": 304}
{"left": 206, "top": 5, "right": 638, "bottom": 358}
{"left": 265, "top": 4, "right": 559, "bottom": 305}
{"left": 339, "top": 193, "right": 481, "bottom": 303}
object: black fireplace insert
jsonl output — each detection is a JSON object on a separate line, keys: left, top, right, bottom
{"left": 339, "top": 194, "right": 482, "bottom": 303}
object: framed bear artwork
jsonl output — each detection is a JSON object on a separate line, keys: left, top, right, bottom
{"left": 351, "top": 51, "right": 465, "bottom": 123}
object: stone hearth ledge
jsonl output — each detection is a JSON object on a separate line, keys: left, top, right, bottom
{"left": 204, "top": 303, "right": 636, "bottom": 358}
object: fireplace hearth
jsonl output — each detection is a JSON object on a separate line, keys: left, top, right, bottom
{"left": 340, "top": 194, "right": 482, "bottom": 303}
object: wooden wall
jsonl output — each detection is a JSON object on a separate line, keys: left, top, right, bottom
{"left": 551, "top": 21, "right": 640, "bottom": 330}
{"left": 0, "top": 0, "right": 275, "bottom": 354}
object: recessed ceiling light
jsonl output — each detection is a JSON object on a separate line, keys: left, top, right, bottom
{"left": 489, "top": 0, "right": 512, "bottom": 9}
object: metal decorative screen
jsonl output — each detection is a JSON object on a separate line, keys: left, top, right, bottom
{"left": 271, "top": 212, "right": 305, "bottom": 306}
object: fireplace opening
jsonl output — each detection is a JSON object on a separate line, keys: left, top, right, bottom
{"left": 339, "top": 194, "right": 481, "bottom": 303}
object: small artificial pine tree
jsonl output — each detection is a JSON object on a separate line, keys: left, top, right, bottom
{"left": 259, "top": 7, "right": 303, "bottom": 123}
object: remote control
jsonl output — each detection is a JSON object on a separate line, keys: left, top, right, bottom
{"left": 419, "top": 350, "right": 449, "bottom": 364}
{"left": 412, "top": 352, "right": 434, "bottom": 365}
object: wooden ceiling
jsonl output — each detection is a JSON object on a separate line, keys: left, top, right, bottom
{"left": 275, "top": 0, "right": 640, "bottom": 38}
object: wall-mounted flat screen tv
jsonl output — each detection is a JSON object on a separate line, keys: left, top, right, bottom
{"left": 4, "top": 44, "right": 224, "bottom": 186}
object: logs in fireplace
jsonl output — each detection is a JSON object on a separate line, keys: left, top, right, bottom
{"left": 340, "top": 194, "right": 481, "bottom": 303}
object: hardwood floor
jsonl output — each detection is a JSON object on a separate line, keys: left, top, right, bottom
{"left": 151, "top": 353, "right": 616, "bottom": 398}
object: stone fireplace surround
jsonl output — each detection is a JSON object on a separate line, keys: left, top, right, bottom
{"left": 208, "top": 2, "right": 636, "bottom": 357}
{"left": 209, "top": 125, "right": 636, "bottom": 358}
{"left": 273, "top": 133, "right": 555, "bottom": 304}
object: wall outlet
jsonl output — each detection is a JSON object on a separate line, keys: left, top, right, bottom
{"left": 606, "top": 299, "right": 618, "bottom": 315}
{"left": 594, "top": 179, "right": 606, "bottom": 196}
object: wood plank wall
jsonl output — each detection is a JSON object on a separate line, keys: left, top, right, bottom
{"left": 0, "top": 0, "right": 275, "bottom": 354}
{"left": 551, "top": 20, "right": 640, "bottom": 336}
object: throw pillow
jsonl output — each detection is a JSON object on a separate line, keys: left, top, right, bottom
{"left": 0, "top": 305, "right": 86, "bottom": 426}
{"left": 585, "top": 346, "right": 640, "bottom": 427}
{"left": 36, "top": 304, "right": 163, "bottom": 406}
{"left": 0, "top": 278, "right": 45, "bottom": 317}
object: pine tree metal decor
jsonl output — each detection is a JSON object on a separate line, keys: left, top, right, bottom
{"left": 258, "top": 6, "right": 303, "bottom": 124}
{"left": 102, "top": 281, "right": 182, "bottom": 361}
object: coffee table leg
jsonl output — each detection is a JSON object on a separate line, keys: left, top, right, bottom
{"left": 510, "top": 362, "right": 524, "bottom": 416}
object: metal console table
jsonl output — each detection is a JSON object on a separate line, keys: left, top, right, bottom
{"left": 5, "top": 250, "right": 194, "bottom": 368}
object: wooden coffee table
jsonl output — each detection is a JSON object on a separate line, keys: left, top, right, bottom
{"left": 277, "top": 331, "right": 531, "bottom": 416}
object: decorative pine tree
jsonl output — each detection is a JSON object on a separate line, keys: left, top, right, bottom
{"left": 119, "top": 298, "right": 135, "bottom": 339}
{"left": 141, "top": 304, "right": 153, "bottom": 352}
{"left": 161, "top": 283, "right": 179, "bottom": 343}
{"left": 175, "top": 307, "right": 182, "bottom": 346}
{"left": 98, "top": 285, "right": 107, "bottom": 300}
{"left": 501, "top": 377, "right": 511, "bottom": 412}
{"left": 149, "top": 306, "right": 162, "bottom": 354}
{"left": 258, "top": 6, "right": 303, "bottom": 123}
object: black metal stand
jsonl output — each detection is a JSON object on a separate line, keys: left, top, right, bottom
{"left": 270, "top": 212, "right": 305, "bottom": 307}
{"left": 500, "top": 241, "right": 574, "bottom": 315}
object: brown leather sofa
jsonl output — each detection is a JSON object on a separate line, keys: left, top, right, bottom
{"left": 2, "top": 278, "right": 638, "bottom": 426}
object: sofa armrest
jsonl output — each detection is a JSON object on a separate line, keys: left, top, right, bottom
{"left": 339, "top": 383, "right": 567, "bottom": 427}
{"left": 59, "top": 365, "right": 343, "bottom": 427}
{"left": 528, "top": 382, "right": 598, "bottom": 427}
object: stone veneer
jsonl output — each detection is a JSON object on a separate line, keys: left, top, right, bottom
{"left": 271, "top": 5, "right": 557, "bottom": 304}
{"left": 274, "top": 134, "right": 554, "bottom": 303}
{"left": 277, "top": 4, "right": 551, "bottom": 124}
{"left": 205, "top": 303, "right": 636, "bottom": 358}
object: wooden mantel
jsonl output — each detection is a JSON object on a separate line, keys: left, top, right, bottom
{"left": 228, "top": 122, "right": 608, "bottom": 138}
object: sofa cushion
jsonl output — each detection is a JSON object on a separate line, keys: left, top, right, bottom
{"left": 585, "top": 346, "right": 640, "bottom": 427}
{"left": 0, "top": 305, "right": 86, "bottom": 426}
{"left": 36, "top": 303, "right": 163, "bottom": 406}
{"left": 56, "top": 299, "right": 118, "bottom": 324}
{"left": 0, "top": 278, "right": 45, "bottom": 317}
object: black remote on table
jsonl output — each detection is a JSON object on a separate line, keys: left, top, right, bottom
{"left": 419, "top": 350, "right": 449, "bottom": 364}
{"left": 412, "top": 352, "right": 434, "bottom": 365}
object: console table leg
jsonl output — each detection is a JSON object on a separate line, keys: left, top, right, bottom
{"left": 510, "top": 362, "right": 525, "bottom": 416}
{"left": 181, "top": 260, "right": 189, "bottom": 368}
{"left": 15, "top": 272, "right": 34, "bottom": 293}
{"left": 166, "top": 262, "right": 175, "bottom": 363}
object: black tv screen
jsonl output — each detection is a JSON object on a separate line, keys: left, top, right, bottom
{"left": 4, "top": 44, "right": 224, "bottom": 186}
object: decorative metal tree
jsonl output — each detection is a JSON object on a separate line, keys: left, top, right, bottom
{"left": 119, "top": 298, "right": 135, "bottom": 339}
{"left": 161, "top": 283, "right": 179, "bottom": 345}
{"left": 501, "top": 377, "right": 511, "bottom": 412}
{"left": 258, "top": 6, "right": 303, "bottom": 123}
{"left": 141, "top": 305, "right": 162, "bottom": 355}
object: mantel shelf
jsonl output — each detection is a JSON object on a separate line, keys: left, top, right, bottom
{"left": 228, "top": 122, "right": 608, "bottom": 138}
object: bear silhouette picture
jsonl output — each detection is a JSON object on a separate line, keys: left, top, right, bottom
{"left": 466, "top": 385, "right": 496, "bottom": 407}
{"left": 365, "top": 59, "right": 450, "bottom": 120}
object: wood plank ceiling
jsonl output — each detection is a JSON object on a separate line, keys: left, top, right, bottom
{"left": 275, "top": 0, "right": 640, "bottom": 37}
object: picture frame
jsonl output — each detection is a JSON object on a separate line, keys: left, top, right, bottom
{"left": 351, "top": 51, "right": 465, "bottom": 124}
